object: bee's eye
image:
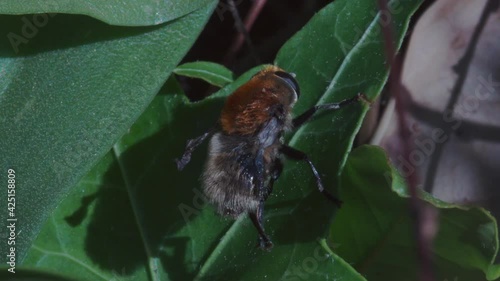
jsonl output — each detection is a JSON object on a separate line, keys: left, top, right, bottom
{"left": 274, "top": 71, "right": 300, "bottom": 98}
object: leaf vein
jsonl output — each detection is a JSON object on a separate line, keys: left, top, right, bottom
{"left": 31, "top": 244, "right": 109, "bottom": 280}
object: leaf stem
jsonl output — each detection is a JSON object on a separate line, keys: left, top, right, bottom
{"left": 112, "top": 144, "right": 160, "bottom": 281}
{"left": 375, "top": 0, "right": 435, "bottom": 280}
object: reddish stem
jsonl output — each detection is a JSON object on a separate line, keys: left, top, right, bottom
{"left": 224, "top": 0, "right": 267, "bottom": 65}
{"left": 376, "top": 1, "right": 434, "bottom": 280}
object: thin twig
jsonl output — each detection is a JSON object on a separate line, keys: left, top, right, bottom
{"left": 224, "top": 0, "right": 266, "bottom": 65}
{"left": 424, "top": 0, "right": 500, "bottom": 193}
{"left": 375, "top": 0, "right": 434, "bottom": 280}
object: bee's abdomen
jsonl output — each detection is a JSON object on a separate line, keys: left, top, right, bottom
{"left": 202, "top": 134, "right": 259, "bottom": 218}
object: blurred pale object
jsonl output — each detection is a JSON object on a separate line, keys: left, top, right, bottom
{"left": 374, "top": 0, "right": 500, "bottom": 212}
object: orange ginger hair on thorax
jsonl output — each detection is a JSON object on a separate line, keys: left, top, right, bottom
{"left": 220, "top": 66, "right": 296, "bottom": 136}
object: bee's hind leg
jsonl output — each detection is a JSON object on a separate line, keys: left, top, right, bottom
{"left": 249, "top": 201, "right": 273, "bottom": 250}
{"left": 175, "top": 128, "right": 216, "bottom": 170}
{"left": 280, "top": 145, "right": 342, "bottom": 207}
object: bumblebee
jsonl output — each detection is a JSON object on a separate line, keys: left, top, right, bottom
{"left": 177, "top": 65, "right": 366, "bottom": 249}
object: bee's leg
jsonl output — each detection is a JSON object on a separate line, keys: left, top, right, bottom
{"left": 175, "top": 128, "right": 216, "bottom": 171}
{"left": 280, "top": 145, "right": 342, "bottom": 207}
{"left": 264, "top": 159, "right": 283, "bottom": 200}
{"left": 250, "top": 154, "right": 273, "bottom": 249}
{"left": 292, "top": 93, "right": 368, "bottom": 128}
{"left": 249, "top": 201, "right": 273, "bottom": 250}
{"left": 271, "top": 158, "right": 283, "bottom": 181}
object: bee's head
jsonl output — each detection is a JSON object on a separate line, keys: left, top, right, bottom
{"left": 273, "top": 71, "right": 300, "bottom": 102}
{"left": 252, "top": 65, "right": 301, "bottom": 106}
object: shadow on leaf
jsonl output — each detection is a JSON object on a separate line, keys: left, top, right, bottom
{"left": 64, "top": 78, "right": 227, "bottom": 279}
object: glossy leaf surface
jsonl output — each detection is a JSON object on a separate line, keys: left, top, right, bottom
{"left": 333, "top": 145, "right": 500, "bottom": 281}
{"left": 20, "top": 0, "right": 426, "bottom": 280}
{"left": 0, "top": 1, "right": 217, "bottom": 263}
{"left": 0, "top": 0, "right": 213, "bottom": 26}
{"left": 174, "top": 61, "right": 234, "bottom": 87}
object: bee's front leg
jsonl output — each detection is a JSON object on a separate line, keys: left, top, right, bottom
{"left": 292, "top": 93, "right": 368, "bottom": 128}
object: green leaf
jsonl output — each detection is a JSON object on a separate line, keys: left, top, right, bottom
{"left": 25, "top": 68, "right": 367, "bottom": 281}
{"left": 333, "top": 145, "right": 500, "bottom": 281}
{"left": 23, "top": 151, "right": 150, "bottom": 280}
{"left": 0, "top": 268, "right": 78, "bottom": 281}
{"left": 174, "top": 61, "right": 234, "bottom": 87}
{"left": 0, "top": 1, "right": 217, "bottom": 264}
{"left": 275, "top": 0, "right": 421, "bottom": 176}
{"left": 23, "top": 0, "right": 422, "bottom": 280}
{"left": 0, "top": 0, "right": 214, "bottom": 26}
